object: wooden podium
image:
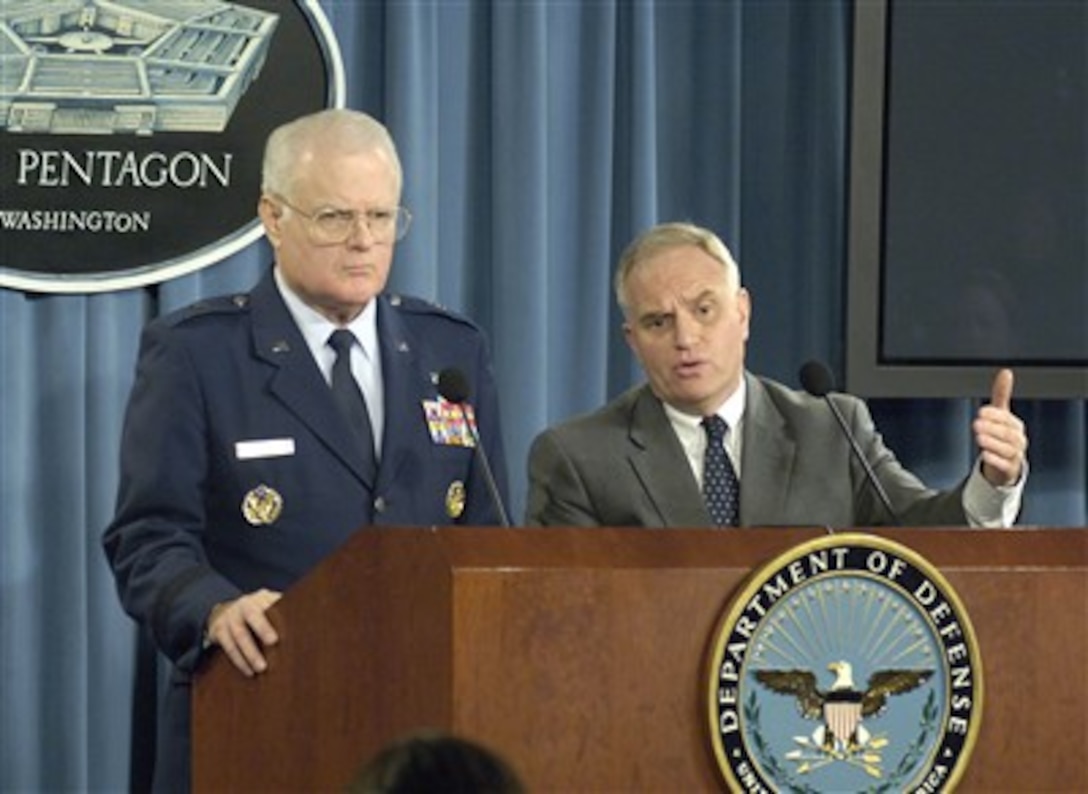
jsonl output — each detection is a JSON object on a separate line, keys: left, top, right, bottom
{"left": 192, "top": 526, "right": 1087, "bottom": 792}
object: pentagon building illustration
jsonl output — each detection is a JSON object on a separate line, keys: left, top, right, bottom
{"left": 0, "top": 0, "right": 279, "bottom": 134}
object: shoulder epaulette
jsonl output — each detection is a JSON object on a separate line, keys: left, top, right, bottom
{"left": 386, "top": 293, "right": 478, "bottom": 329}
{"left": 163, "top": 293, "right": 251, "bottom": 327}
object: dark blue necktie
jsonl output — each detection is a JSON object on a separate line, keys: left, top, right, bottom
{"left": 328, "top": 329, "right": 377, "bottom": 481}
{"left": 702, "top": 415, "right": 740, "bottom": 527}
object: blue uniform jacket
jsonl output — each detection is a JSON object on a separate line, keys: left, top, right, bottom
{"left": 103, "top": 269, "right": 508, "bottom": 790}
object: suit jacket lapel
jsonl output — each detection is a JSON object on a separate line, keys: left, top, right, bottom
{"left": 739, "top": 374, "right": 795, "bottom": 526}
{"left": 626, "top": 386, "right": 709, "bottom": 527}
{"left": 249, "top": 271, "right": 375, "bottom": 487}
{"left": 372, "top": 298, "right": 433, "bottom": 492}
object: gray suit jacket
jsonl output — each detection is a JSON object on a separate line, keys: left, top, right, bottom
{"left": 525, "top": 373, "right": 966, "bottom": 528}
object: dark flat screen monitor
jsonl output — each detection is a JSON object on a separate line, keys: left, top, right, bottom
{"left": 846, "top": 0, "right": 1086, "bottom": 398}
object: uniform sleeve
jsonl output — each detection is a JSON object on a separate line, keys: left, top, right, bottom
{"left": 102, "top": 321, "right": 241, "bottom": 672}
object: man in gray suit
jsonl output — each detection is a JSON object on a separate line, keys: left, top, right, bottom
{"left": 525, "top": 222, "right": 1027, "bottom": 529}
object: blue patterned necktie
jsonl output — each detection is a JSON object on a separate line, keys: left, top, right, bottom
{"left": 328, "top": 329, "right": 377, "bottom": 481}
{"left": 702, "top": 415, "right": 740, "bottom": 527}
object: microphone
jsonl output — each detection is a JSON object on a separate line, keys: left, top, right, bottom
{"left": 437, "top": 368, "right": 511, "bottom": 527}
{"left": 799, "top": 361, "right": 901, "bottom": 526}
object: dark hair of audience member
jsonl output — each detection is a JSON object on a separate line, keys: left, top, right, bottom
{"left": 346, "top": 731, "right": 525, "bottom": 794}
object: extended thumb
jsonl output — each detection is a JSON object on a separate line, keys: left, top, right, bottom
{"left": 990, "top": 368, "right": 1014, "bottom": 410}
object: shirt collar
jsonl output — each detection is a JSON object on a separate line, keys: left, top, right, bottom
{"left": 662, "top": 376, "right": 747, "bottom": 431}
{"left": 661, "top": 376, "right": 747, "bottom": 482}
{"left": 273, "top": 267, "right": 379, "bottom": 366}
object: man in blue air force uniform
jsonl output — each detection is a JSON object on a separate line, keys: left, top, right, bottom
{"left": 103, "top": 109, "right": 508, "bottom": 792}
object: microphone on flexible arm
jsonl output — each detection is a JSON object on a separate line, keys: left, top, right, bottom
{"left": 437, "top": 367, "right": 512, "bottom": 527}
{"left": 799, "top": 360, "right": 902, "bottom": 526}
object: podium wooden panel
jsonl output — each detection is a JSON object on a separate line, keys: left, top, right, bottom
{"left": 192, "top": 527, "right": 1087, "bottom": 792}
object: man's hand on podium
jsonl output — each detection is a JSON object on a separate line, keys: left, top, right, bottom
{"left": 205, "top": 588, "right": 282, "bottom": 676}
{"left": 973, "top": 368, "right": 1028, "bottom": 488}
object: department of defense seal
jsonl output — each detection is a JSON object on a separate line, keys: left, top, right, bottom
{"left": 706, "top": 533, "right": 982, "bottom": 793}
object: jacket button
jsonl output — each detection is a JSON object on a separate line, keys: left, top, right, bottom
{"left": 373, "top": 496, "right": 387, "bottom": 513}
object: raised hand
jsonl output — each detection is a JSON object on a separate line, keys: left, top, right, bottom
{"left": 973, "top": 368, "right": 1028, "bottom": 487}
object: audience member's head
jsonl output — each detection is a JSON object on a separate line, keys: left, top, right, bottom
{"left": 347, "top": 731, "right": 525, "bottom": 794}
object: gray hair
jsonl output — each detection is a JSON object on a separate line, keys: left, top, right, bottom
{"left": 614, "top": 222, "right": 741, "bottom": 314}
{"left": 261, "top": 108, "right": 403, "bottom": 198}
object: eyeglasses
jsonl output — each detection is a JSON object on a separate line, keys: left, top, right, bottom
{"left": 273, "top": 195, "right": 412, "bottom": 245}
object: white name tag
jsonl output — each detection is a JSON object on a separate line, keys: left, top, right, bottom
{"left": 235, "top": 438, "right": 296, "bottom": 460}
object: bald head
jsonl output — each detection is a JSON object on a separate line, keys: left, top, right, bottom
{"left": 614, "top": 222, "right": 741, "bottom": 317}
{"left": 262, "top": 109, "right": 403, "bottom": 200}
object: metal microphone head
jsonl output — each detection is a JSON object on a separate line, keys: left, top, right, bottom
{"left": 800, "top": 360, "right": 835, "bottom": 398}
{"left": 437, "top": 367, "right": 471, "bottom": 404}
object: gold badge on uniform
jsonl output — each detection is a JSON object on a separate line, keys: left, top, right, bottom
{"left": 445, "top": 480, "right": 466, "bottom": 519}
{"left": 241, "top": 484, "right": 284, "bottom": 526}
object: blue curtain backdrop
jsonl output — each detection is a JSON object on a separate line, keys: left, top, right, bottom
{"left": 0, "top": 1, "right": 1084, "bottom": 790}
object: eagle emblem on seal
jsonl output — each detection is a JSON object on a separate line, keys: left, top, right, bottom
{"left": 754, "top": 660, "right": 933, "bottom": 769}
